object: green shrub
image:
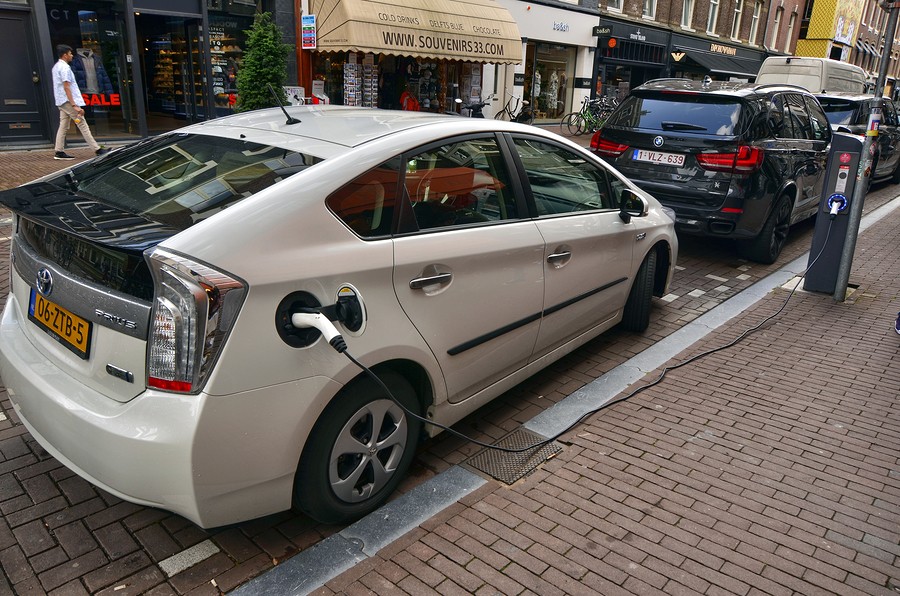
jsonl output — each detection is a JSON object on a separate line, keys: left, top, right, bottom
{"left": 235, "top": 12, "right": 292, "bottom": 112}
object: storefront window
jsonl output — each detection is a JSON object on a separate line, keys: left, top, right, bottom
{"left": 208, "top": 13, "right": 252, "bottom": 116}
{"left": 46, "top": 0, "right": 135, "bottom": 139}
{"left": 532, "top": 43, "right": 576, "bottom": 120}
{"left": 312, "top": 53, "right": 486, "bottom": 114}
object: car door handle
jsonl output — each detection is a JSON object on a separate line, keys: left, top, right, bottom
{"left": 547, "top": 251, "right": 572, "bottom": 263}
{"left": 409, "top": 273, "right": 452, "bottom": 289}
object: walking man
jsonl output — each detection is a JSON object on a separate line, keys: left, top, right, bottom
{"left": 52, "top": 44, "right": 107, "bottom": 160}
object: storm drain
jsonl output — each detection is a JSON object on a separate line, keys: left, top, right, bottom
{"left": 464, "top": 427, "right": 563, "bottom": 485}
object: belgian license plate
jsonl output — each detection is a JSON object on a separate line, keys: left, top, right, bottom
{"left": 28, "top": 289, "right": 92, "bottom": 359}
{"left": 633, "top": 149, "right": 685, "bottom": 166}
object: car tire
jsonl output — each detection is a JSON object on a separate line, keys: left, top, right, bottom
{"left": 737, "top": 195, "right": 792, "bottom": 264}
{"left": 620, "top": 250, "right": 657, "bottom": 332}
{"left": 294, "top": 370, "right": 421, "bottom": 524}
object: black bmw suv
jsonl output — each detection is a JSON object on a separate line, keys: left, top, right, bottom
{"left": 592, "top": 79, "right": 832, "bottom": 263}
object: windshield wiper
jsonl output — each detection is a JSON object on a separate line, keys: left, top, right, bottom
{"left": 660, "top": 121, "right": 708, "bottom": 131}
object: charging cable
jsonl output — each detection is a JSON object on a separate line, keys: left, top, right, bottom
{"left": 294, "top": 218, "right": 835, "bottom": 455}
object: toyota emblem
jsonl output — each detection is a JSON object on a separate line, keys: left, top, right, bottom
{"left": 653, "top": 136, "right": 665, "bottom": 148}
{"left": 36, "top": 268, "right": 53, "bottom": 297}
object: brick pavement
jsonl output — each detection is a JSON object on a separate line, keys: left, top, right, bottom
{"left": 0, "top": 142, "right": 898, "bottom": 594}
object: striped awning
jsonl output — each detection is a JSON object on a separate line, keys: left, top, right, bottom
{"left": 306, "top": 0, "right": 523, "bottom": 64}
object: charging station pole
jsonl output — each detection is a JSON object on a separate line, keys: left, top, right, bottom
{"left": 832, "top": 1, "right": 899, "bottom": 301}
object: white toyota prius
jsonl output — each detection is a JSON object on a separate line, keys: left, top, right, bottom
{"left": 0, "top": 106, "right": 677, "bottom": 527}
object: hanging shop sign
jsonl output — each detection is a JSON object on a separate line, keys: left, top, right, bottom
{"left": 307, "top": 0, "right": 523, "bottom": 64}
{"left": 301, "top": 14, "right": 317, "bottom": 50}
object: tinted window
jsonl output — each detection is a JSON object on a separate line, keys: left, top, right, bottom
{"left": 883, "top": 102, "right": 898, "bottom": 126}
{"left": 403, "top": 137, "right": 518, "bottom": 231}
{"left": 607, "top": 95, "right": 743, "bottom": 136}
{"left": 817, "top": 98, "right": 864, "bottom": 126}
{"left": 511, "top": 138, "right": 621, "bottom": 214}
{"left": 804, "top": 96, "right": 832, "bottom": 141}
{"left": 50, "top": 134, "right": 323, "bottom": 230}
{"left": 326, "top": 158, "right": 402, "bottom": 238}
{"left": 786, "top": 94, "right": 813, "bottom": 140}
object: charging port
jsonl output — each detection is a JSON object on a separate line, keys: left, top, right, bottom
{"left": 276, "top": 291, "right": 322, "bottom": 348}
{"left": 336, "top": 286, "right": 364, "bottom": 332}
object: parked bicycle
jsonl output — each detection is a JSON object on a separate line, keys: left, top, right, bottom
{"left": 561, "top": 95, "right": 618, "bottom": 136}
{"left": 494, "top": 94, "right": 534, "bottom": 125}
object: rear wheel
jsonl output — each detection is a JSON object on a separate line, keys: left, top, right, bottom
{"left": 621, "top": 250, "right": 657, "bottom": 332}
{"left": 294, "top": 370, "right": 421, "bottom": 524}
{"left": 737, "top": 195, "right": 792, "bottom": 264}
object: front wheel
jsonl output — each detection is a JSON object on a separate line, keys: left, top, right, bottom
{"left": 294, "top": 370, "right": 422, "bottom": 524}
{"left": 620, "top": 250, "right": 657, "bottom": 332}
{"left": 737, "top": 196, "right": 792, "bottom": 264}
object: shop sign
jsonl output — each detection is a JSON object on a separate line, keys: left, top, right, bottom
{"left": 710, "top": 43, "right": 737, "bottom": 56}
{"left": 574, "top": 77, "right": 592, "bottom": 89}
{"left": 630, "top": 29, "right": 647, "bottom": 42}
{"left": 301, "top": 14, "right": 317, "bottom": 50}
{"left": 593, "top": 26, "right": 611, "bottom": 36}
{"left": 514, "top": 73, "right": 525, "bottom": 85}
{"left": 552, "top": 22, "right": 570, "bottom": 33}
{"left": 81, "top": 93, "right": 121, "bottom": 107}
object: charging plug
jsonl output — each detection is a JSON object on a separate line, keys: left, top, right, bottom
{"left": 827, "top": 195, "right": 847, "bottom": 220}
{"left": 829, "top": 202, "right": 841, "bottom": 218}
{"left": 291, "top": 310, "right": 347, "bottom": 353}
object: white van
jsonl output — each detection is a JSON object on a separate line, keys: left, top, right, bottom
{"left": 755, "top": 56, "right": 867, "bottom": 93}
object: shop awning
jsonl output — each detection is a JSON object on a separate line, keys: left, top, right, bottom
{"left": 307, "top": 0, "right": 523, "bottom": 64}
{"left": 681, "top": 50, "right": 759, "bottom": 78}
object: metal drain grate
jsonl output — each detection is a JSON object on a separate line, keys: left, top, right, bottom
{"left": 464, "top": 427, "right": 563, "bottom": 485}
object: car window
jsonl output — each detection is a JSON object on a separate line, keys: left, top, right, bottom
{"left": 786, "top": 94, "right": 813, "bottom": 140}
{"left": 607, "top": 95, "right": 743, "bottom": 136}
{"left": 510, "top": 137, "right": 619, "bottom": 215}
{"left": 403, "top": 137, "right": 517, "bottom": 231}
{"left": 817, "top": 98, "right": 861, "bottom": 126}
{"left": 804, "top": 97, "right": 831, "bottom": 141}
{"left": 61, "top": 134, "right": 323, "bottom": 230}
{"left": 326, "top": 157, "right": 402, "bottom": 238}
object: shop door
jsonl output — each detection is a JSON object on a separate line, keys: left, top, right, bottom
{"left": 0, "top": 11, "right": 46, "bottom": 143}
{"left": 136, "top": 14, "right": 206, "bottom": 133}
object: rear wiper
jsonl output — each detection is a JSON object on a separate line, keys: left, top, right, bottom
{"left": 661, "top": 121, "right": 708, "bottom": 131}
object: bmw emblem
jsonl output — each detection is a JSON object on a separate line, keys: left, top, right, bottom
{"left": 36, "top": 268, "right": 53, "bottom": 297}
{"left": 653, "top": 136, "right": 665, "bottom": 148}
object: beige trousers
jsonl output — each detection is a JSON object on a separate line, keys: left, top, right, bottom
{"left": 55, "top": 102, "right": 100, "bottom": 152}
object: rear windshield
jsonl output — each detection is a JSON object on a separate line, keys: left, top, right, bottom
{"left": 45, "top": 133, "right": 324, "bottom": 229}
{"left": 817, "top": 99, "right": 864, "bottom": 126}
{"left": 607, "top": 94, "right": 744, "bottom": 136}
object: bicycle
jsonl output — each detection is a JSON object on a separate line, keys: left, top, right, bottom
{"left": 561, "top": 96, "right": 617, "bottom": 136}
{"left": 494, "top": 94, "right": 534, "bottom": 124}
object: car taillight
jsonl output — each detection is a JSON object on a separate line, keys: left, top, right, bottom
{"left": 146, "top": 249, "right": 246, "bottom": 394}
{"left": 591, "top": 134, "right": 630, "bottom": 157}
{"left": 696, "top": 145, "right": 764, "bottom": 174}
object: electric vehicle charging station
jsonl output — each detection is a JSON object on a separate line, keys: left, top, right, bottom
{"left": 803, "top": 132, "right": 864, "bottom": 294}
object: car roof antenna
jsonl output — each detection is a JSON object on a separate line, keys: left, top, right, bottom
{"left": 267, "top": 83, "right": 301, "bottom": 125}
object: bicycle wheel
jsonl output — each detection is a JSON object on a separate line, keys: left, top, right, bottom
{"left": 563, "top": 112, "right": 583, "bottom": 136}
{"left": 495, "top": 107, "right": 511, "bottom": 121}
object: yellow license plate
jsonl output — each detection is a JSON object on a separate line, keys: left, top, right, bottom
{"left": 28, "top": 289, "right": 93, "bottom": 359}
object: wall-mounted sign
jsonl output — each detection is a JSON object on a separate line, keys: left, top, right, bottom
{"left": 593, "top": 26, "right": 611, "bottom": 36}
{"left": 514, "top": 73, "right": 525, "bottom": 85}
{"left": 301, "top": 14, "right": 317, "bottom": 49}
{"left": 671, "top": 52, "right": 685, "bottom": 61}
{"left": 710, "top": 43, "right": 737, "bottom": 56}
{"left": 574, "top": 77, "right": 592, "bottom": 89}
{"left": 553, "top": 21, "right": 570, "bottom": 33}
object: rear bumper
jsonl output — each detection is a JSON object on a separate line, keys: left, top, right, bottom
{"left": 0, "top": 294, "right": 338, "bottom": 528}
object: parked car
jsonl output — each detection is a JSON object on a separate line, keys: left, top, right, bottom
{"left": 756, "top": 56, "right": 866, "bottom": 94}
{"left": 0, "top": 106, "right": 677, "bottom": 527}
{"left": 815, "top": 92, "right": 900, "bottom": 183}
{"left": 591, "top": 78, "right": 832, "bottom": 263}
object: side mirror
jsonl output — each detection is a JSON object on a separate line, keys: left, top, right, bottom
{"left": 619, "top": 188, "right": 648, "bottom": 223}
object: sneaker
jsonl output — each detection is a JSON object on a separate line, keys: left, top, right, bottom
{"left": 895, "top": 312, "right": 900, "bottom": 335}
{"left": 95, "top": 147, "right": 109, "bottom": 156}
{"left": 54, "top": 151, "right": 75, "bottom": 160}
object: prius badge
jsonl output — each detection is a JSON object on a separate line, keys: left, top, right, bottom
{"left": 36, "top": 268, "right": 53, "bottom": 297}
{"left": 653, "top": 136, "right": 665, "bottom": 148}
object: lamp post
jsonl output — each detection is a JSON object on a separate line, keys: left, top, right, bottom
{"left": 833, "top": 1, "right": 900, "bottom": 301}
